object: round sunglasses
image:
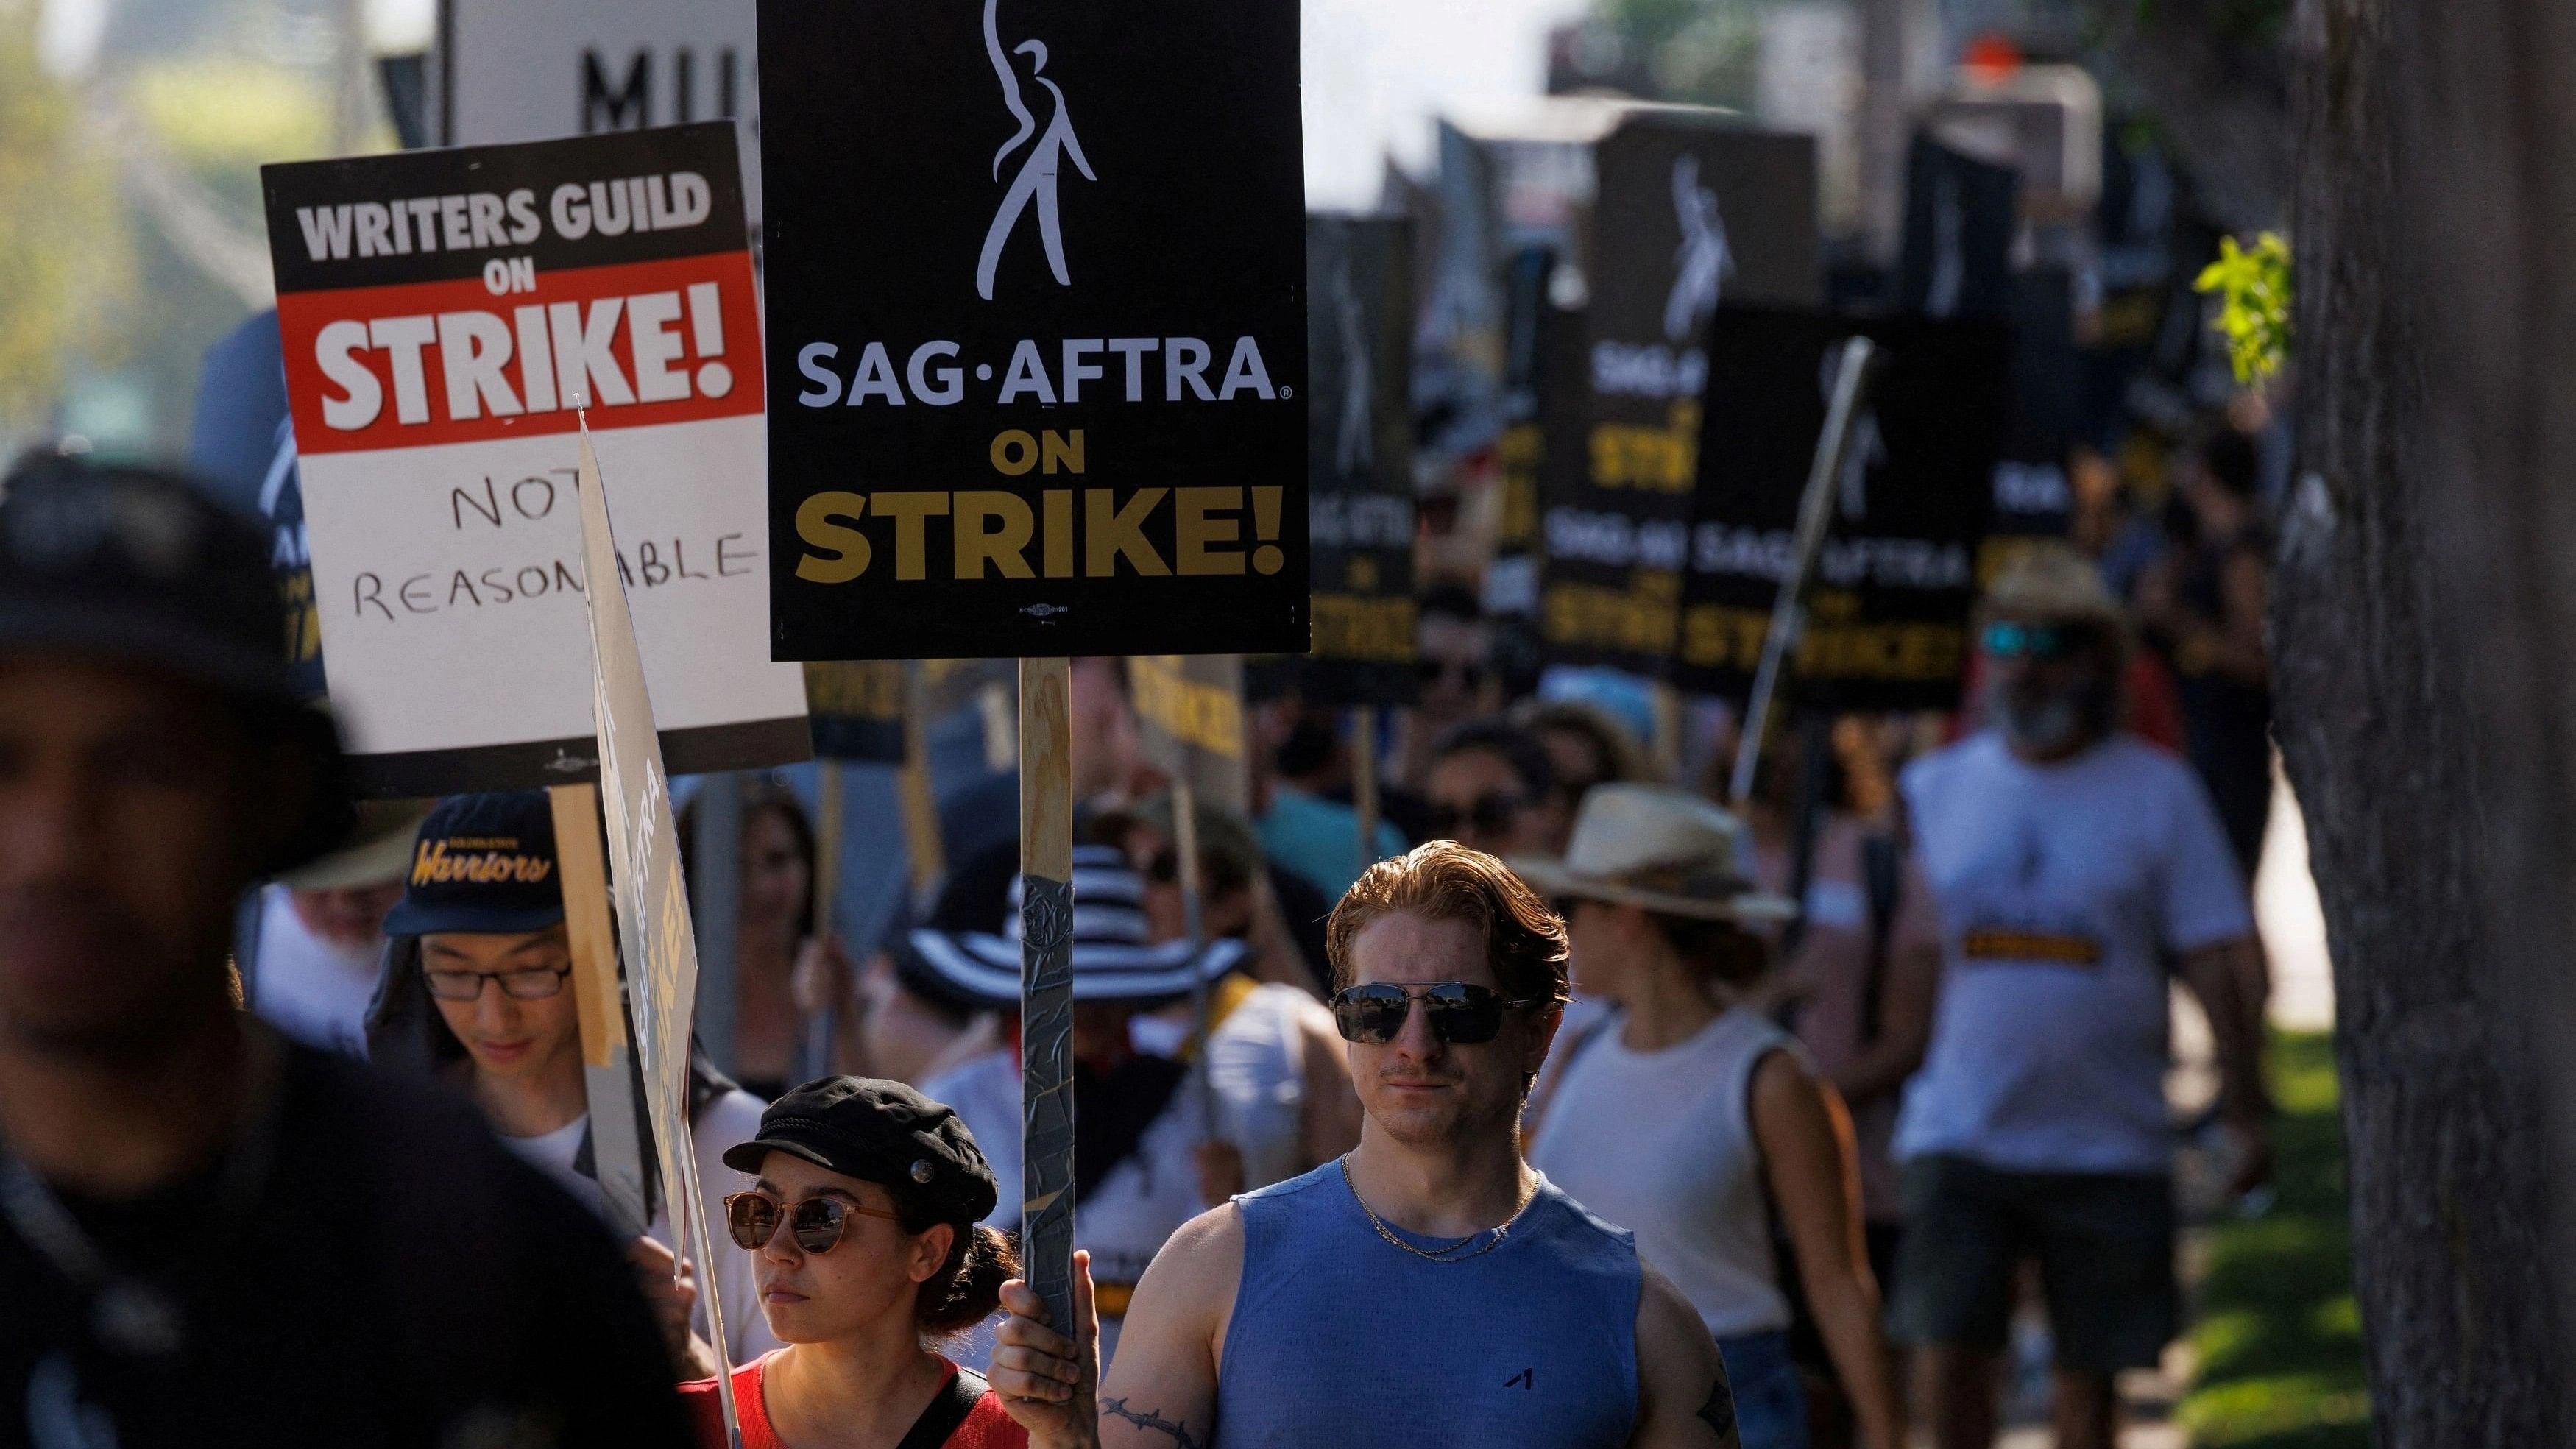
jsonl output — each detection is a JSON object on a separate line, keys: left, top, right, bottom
{"left": 723, "top": 1191, "right": 905, "bottom": 1255}
{"left": 1328, "top": 982, "right": 1546, "bottom": 1046}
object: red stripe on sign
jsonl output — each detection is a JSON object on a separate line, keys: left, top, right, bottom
{"left": 278, "top": 252, "right": 763, "bottom": 455}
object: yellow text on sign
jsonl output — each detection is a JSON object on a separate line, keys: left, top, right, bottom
{"left": 1130, "top": 655, "right": 1245, "bottom": 759}
{"left": 792, "top": 486, "right": 1288, "bottom": 584}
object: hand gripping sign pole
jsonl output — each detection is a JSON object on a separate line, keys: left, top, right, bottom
{"left": 1727, "top": 335, "right": 1886, "bottom": 807}
{"left": 571, "top": 422, "right": 743, "bottom": 1448}
{"left": 549, "top": 782, "right": 654, "bottom": 1241}
{"left": 1018, "top": 657, "right": 1079, "bottom": 1342}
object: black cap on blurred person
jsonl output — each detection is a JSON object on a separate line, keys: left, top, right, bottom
{"left": 0, "top": 453, "right": 349, "bottom": 870}
{"left": 381, "top": 791, "right": 565, "bottom": 937}
{"left": 723, "top": 1076, "right": 1000, "bottom": 1225}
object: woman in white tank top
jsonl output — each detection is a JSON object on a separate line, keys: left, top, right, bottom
{"left": 1521, "top": 784, "right": 1906, "bottom": 1449}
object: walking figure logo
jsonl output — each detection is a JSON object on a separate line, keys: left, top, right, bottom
{"left": 1663, "top": 153, "right": 1733, "bottom": 343}
{"left": 977, "top": 0, "right": 1095, "bottom": 301}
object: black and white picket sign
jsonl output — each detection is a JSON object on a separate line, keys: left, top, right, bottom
{"left": 1675, "top": 308, "right": 2006, "bottom": 712}
{"left": 1537, "top": 113, "right": 1818, "bottom": 677}
{"left": 1301, "top": 215, "right": 1418, "bottom": 708}
{"left": 757, "top": 0, "right": 1309, "bottom": 661}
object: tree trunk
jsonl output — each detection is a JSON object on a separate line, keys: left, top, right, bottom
{"left": 2275, "top": 0, "right": 2574, "bottom": 1440}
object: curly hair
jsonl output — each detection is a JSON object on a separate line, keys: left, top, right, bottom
{"left": 894, "top": 1210, "right": 1019, "bottom": 1338}
{"left": 1324, "top": 841, "right": 1570, "bottom": 1005}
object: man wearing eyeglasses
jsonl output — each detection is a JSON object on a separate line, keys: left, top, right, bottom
{"left": 0, "top": 460, "right": 688, "bottom": 1445}
{"left": 1892, "top": 545, "right": 2271, "bottom": 1449}
{"left": 365, "top": 790, "right": 780, "bottom": 1375}
{"left": 990, "top": 840, "right": 1740, "bottom": 1449}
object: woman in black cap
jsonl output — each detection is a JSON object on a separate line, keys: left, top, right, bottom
{"left": 682, "top": 1077, "right": 1028, "bottom": 1449}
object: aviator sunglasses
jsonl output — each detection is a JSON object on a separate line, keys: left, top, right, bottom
{"left": 723, "top": 1191, "right": 904, "bottom": 1254}
{"left": 1329, "top": 982, "right": 1546, "bottom": 1046}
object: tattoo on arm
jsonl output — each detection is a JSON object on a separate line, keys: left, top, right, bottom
{"left": 1697, "top": 1373, "right": 1741, "bottom": 1449}
{"left": 1101, "top": 1397, "right": 1204, "bottom": 1449}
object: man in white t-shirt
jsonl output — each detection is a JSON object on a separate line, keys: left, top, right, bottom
{"left": 1893, "top": 545, "right": 2271, "bottom": 1449}
{"left": 364, "top": 792, "right": 780, "bottom": 1374}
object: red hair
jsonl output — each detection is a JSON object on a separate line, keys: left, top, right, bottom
{"left": 1324, "top": 842, "right": 1570, "bottom": 1003}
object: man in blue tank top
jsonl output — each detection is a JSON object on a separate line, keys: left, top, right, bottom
{"left": 990, "top": 842, "right": 1740, "bottom": 1449}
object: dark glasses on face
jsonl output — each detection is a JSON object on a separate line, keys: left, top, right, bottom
{"left": 1982, "top": 621, "right": 2081, "bottom": 661}
{"left": 1329, "top": 982, "right": 1545, "bottom": 1046}
{"left": 723, "top": 1191, "right": 903, "bottom": 1254}
{"left": 1427, "top": 792, "right": 1526, "bottom": 840}
{"left": 422, "top": 964, "right": 573, "bottom": 1002}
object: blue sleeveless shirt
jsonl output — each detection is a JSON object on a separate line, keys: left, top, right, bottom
{"left": 1213, "top": 1160, "right": 1641, "bottom": 1448}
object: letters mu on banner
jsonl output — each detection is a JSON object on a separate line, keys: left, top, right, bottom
{"left": 1539, "top": 115, "right": 1819, "bottom": 678}
{"left": 1671, "top": 308, "right": 2004, "bottom": 712}
{"left": 757, "top": 0, "right": 1309, "bottom": 661}
{"left": 262, "top": 121, "right": 809, "bottom": 796}
{"left": 1299, "top": 214, "right": 1417, "bottom": 708}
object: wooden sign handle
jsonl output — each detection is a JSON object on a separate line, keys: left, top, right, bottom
{"left": 1017, "top": 657, "right": 1076, "bottom": 1341}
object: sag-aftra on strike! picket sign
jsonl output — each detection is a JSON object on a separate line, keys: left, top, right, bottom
{"left": 263, "top": 122, "right": 808, "bottom": 794}
{"left": 757, "top": 0, "right": 1309, "bottom": 660}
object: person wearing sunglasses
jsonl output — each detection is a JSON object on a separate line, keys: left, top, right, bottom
{"left": 1423, "top": 718, "right": 1565, "bottom": 858}
{"left": 1521, "top": 785, "right": 1906, "bottom": 1449}
{"left": 1894, "top": 545, "right": 2268, "bottom": 1449}
{"left": 1392, "top": 581, "right": 1501, "bottom": 789}
{"left": 365, "top": 790, "right": 779, "bottom": 1375}
{"left": 676, "top": 1077, "right": 1027, "bottom": 1448}
{"left": 989, "top": 840, "right": 1737, "bottom": 1449}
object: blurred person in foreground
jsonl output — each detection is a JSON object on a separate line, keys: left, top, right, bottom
{"left": 1423, "top": 718, "right": 1565, "bottom": 859}
{"left": 233, "top": 798, "right": 425, "bottom": 1056}
{"left": 990, "top": 842, "right": 1737, "bottom": 1449}
{"left": 682, "top": 1078, "right": 1026, "bottom": 1448}
{"left": 0, "top": 461, "right": 687, "bottom": 1444}
{"left": 367, "top": 791, "right": 779, "bottom": 1372}
{"left": 1522, "top": 786, "right": 1906, "bottom": 1449}
{"left": 1894, "top": 545, "right": 2270, "bottom": 1449}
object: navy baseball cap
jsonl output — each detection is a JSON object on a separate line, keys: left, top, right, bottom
{"left": 381, "top": 790, "right": 567, "bottom": 937}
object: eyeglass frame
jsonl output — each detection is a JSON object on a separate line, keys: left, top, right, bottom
{"left": 723, "top": 1189, "right": 907, "bottom": 1255}
{"left": 421, "top": 963, "right": 576, "bottom": 1002}
{"left": 1425, "top": 790, "right": 1529, "bottom": 840}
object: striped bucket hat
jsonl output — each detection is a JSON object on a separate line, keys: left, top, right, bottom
{"left": 903, "top": 844, "right": 1247, "bottom": 1007}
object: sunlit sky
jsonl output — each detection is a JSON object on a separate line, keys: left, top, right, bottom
{"left": 41, "top": 0, "right": 1586, "bottom": 209}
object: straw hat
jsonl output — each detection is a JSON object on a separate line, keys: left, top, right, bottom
{"left": 1983, "top": 541, "right": 2124, "bottom": 629}
{"left": 1511, "top": 784, "right": 1797, "bottom": 924}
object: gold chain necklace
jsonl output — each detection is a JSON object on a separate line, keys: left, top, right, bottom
{"left": 1340, "top": 1155, "right": 1540, "bottom": 1264}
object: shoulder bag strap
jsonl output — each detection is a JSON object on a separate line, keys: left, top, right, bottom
{"left": 894, "top": 1364, "right": 988, "bottom": 1449}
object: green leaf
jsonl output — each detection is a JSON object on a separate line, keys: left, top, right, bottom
{"left": 2194, "top": 232, "right": 2293, "bottom": 386}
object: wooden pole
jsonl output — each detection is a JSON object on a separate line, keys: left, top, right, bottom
{"left": 1017, "top": 657, "right": 1077, "bottom": 1339}
{"left": 804, "top": 758, "right": 843, "bottom": 1079}
{"left": 1171, "top": 773, "right": 1218, "bottom": 1143}
{"left": 1352, "top": 705, "right": 1381, "bottom": 874}
{"left": 549, "top": 782, "right": 651, "bottom": 1241}
{"left": 899, "top": 659, "right": 947, "bottom": 903}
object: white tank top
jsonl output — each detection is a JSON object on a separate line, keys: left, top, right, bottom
{"left": 1527, "top": 1006, "right": 1797, "bottom": 1339}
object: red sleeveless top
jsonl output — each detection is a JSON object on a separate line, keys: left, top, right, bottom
{"left": 681, "top": 1352, "right": 1028, "bottom": 1449}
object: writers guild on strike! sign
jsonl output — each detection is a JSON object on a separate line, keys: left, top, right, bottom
{"left": 756, "top": 0, "right": 1309, "bottom": 661}
{"left": 261, "top": 121, "right": 807, "bottom": 795}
